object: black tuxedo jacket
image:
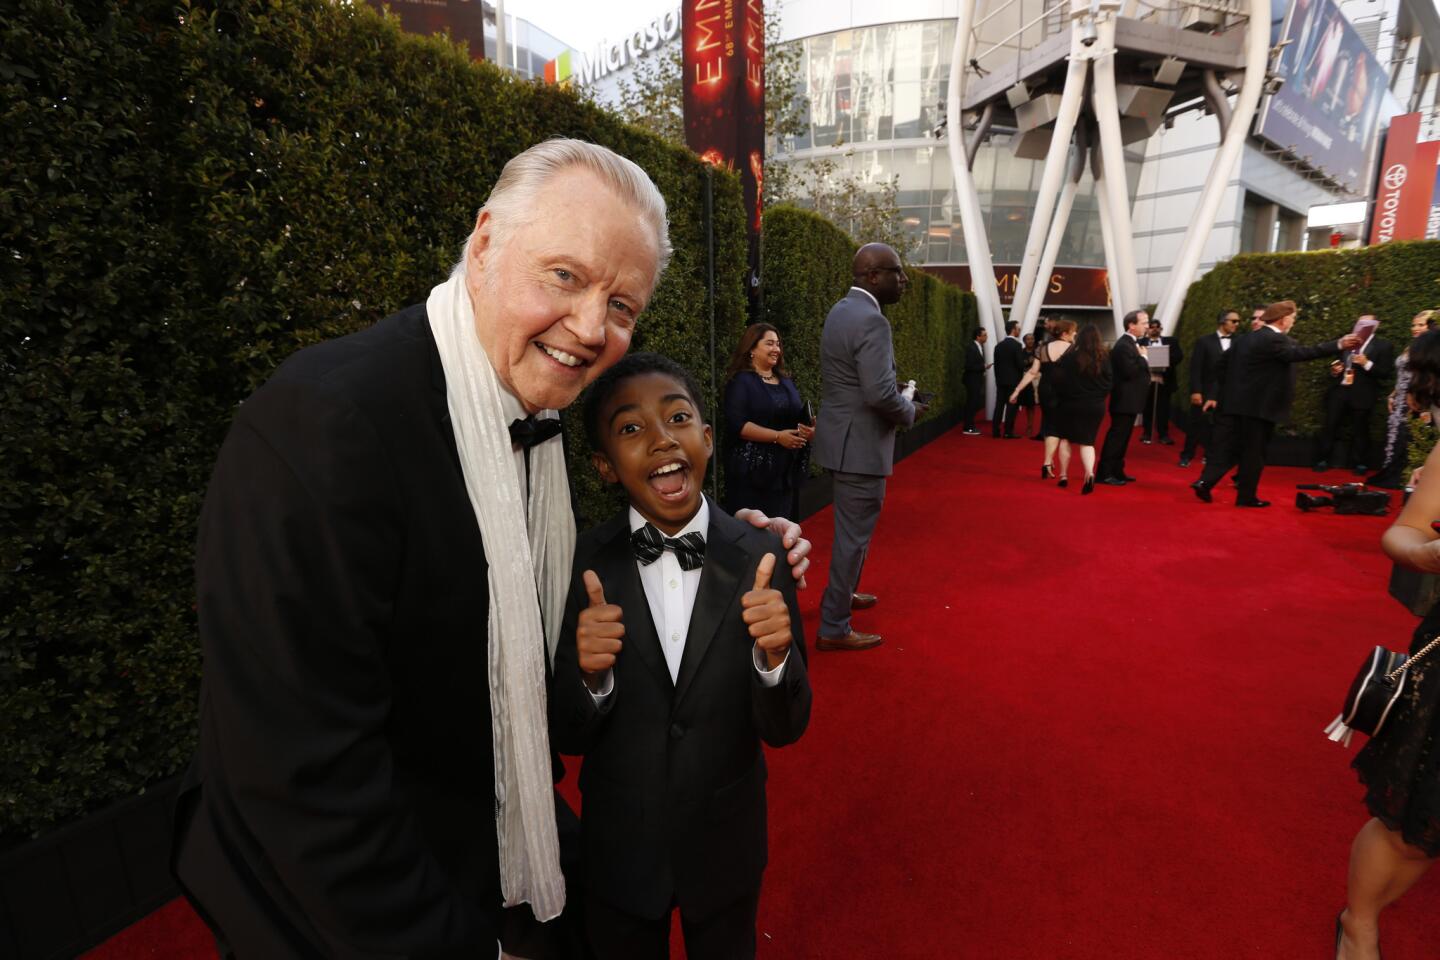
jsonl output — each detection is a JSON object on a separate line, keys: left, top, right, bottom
{"left": 1108, "top": 335, "right": 1151, "bottom": 414}
{"left": 1142, "top": 335, "right": 1184, "bottom": 389}
{"left": 173, "top": 305, "right": 506, "bottom": 958}
{"left": 1222, "top": 325, "right": 1343, "bottom": 423}
{"left": 993, "top": 337, "right": 1027, "bottom": 388}
{"left": 549, "top": 503, "right": 811, "bottom": 922}
{"left": 964, "top": 340, "right": 986, "bottom": 379}
{"left": 1188, "top": 332, "right": 1229, "bottom": 401}
{"left": 1327, "top": 336, "right": 1395, "bottom": 410}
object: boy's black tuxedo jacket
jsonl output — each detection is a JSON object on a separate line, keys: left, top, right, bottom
{"left": 549, "top": 503, "right": 812, "bottom": 922}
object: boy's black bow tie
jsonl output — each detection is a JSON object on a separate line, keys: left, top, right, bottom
{"left": 631, "top": 523, "right": 706, "bottom": 571}
{"left": 508, "top": 416, "right": 562, "bottom": 450}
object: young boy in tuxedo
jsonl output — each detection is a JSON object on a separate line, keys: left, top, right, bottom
{"left": 549, "top": 352, "right": 812, "bottom": 960}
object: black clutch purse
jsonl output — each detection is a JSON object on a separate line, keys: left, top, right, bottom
{"left": 1325, "top": 635, "right": 1440, "bottom": 747}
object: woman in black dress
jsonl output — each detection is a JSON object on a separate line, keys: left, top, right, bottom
{"left": 1010, "top": 318, "right": 1076, "bottom": 481}
{"left": 1051, "top": 324, "right": 1111, "bottom": 494}
{"left": 721, "top": 323, "right": 812, "bottom": 519}
{"left": 1337, "top": 329, "right": 1440, "bottom": 959}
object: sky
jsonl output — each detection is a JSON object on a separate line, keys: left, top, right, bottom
{"left": 504, "top": 0, "right": 676, "bottom": 50}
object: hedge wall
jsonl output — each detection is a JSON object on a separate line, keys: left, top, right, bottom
{"left": 1173, "top": 241, "right": 1440, "bottom": 436}
{"left": 761, "top": 205, "right": 975, "bottom": 427}
{"left": 0, "top": 0, "right": 748, "bottom": 843}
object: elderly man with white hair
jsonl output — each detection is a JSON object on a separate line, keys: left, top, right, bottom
{"left": 171, "top": 139, "right": 811, "bottom": 959}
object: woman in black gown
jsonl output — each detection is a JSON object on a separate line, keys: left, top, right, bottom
{"left": 1010, "top": 319, "right": 1076, "bottom": 480}
{"left": 1051, "top": 324, "right": 1111, "bottom": 494}
{"left": 1337, "top": 329, "right": 1440, "bottom": 959}
{"left": 721, "top": 323, "right": 812, "bottom": 519}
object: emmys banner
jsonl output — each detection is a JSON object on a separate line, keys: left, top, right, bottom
{"left": 363, "top": 0, "right": 486, "bottom": 61}
{"left": 682, "top": 0, "right": 765, "bottom": 293}
{"left": 1257, "top": 0, "right": 1387, "bottom": 194}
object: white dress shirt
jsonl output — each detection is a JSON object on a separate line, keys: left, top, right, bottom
{"left": 496, "top": 380, "right": 559, "bottom": 493}
{"left": 1219, "top": 333, "right": 1232, "bottom": 352}
{"left": 591, "top": 500, "right": 787, "bottom": 698}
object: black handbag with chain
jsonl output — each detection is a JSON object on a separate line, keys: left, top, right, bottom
{"left": 1325, "top": 635, "right": 1440, "bottom": 747}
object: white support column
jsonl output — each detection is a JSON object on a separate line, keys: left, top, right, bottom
{"left": 1009, "top": 21, "right": 1090, "bottom": 334}
{"left": 1094, "top": 169, "right": 1124, "bottom": 336}
{"left": 1089, "top": 6, "right": 1141, "bottom": 317}
{"left": 948, "top": 0, "right": 1007, "bottom": 415}
{"left": 1152, "top": 0, "right": 1270, "bottom": 334}
{"left": 1023, "top": 169, "right": 1079, "bottom": 336}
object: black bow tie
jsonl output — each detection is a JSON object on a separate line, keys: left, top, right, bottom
{"left": 508, "top": 416, "right": 562, "bottom": 450}
{"left": 631, "top": 523, "right": 706, "bottom": 571}
{"left": 1220, "top": 335, "right": 1231, "bottom": 339}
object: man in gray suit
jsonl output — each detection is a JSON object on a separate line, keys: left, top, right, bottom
{"left": 812, "top": 243, "right": 925, "bottom": 652}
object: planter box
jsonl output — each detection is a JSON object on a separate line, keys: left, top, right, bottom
{"left": 0, "top": 777, "right": 180, "bottom": 960}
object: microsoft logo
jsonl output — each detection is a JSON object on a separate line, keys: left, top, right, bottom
{"left": 543, "top": 51, "right": 572, "bottom": 85}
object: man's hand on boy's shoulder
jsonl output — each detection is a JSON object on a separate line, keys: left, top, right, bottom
{"left": 577, "top": 569, "right": 624, "bottom": 691}
{"left": 742, "top": 553, "right": 792, "bottom": 671}
{"left": 734, "top": 507, "right": 811, "bottom": 589}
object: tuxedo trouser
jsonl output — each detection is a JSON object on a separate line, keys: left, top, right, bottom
{"left": 1197, "top": 413, "right": 1241, "bottom": 488}
{"left": 820, "top": 471, "right": 887, "bottom": 638}
{"left": 1234, "top": 415, "right": 1274, "bottom": 501}
{"left": 993, "top": 385, "right": 1020, "bottom": 435}
{"left": 585, "top": 892, "right": 759, "bottom": 960}
{"left": 1181, "top": 404, "right": 1212, "bottom": 459}
{"left": 1140, "top": 384, "right": 1173, "bottom": 437}
{"left": 963, "top": 377, "right": 984, "bottom": 430}
{"left": 1097, "top": 413, "right": 1138, "bottom": 479}
{"left": 1318, "top": 390, "right": 1376, "bottom": 466}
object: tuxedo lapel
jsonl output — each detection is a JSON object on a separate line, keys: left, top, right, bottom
{"left": 673, "top": 506, "right": 748, "bottom": 709}
{"left": 592, "top": 522, "right": 672, "bottom": 692}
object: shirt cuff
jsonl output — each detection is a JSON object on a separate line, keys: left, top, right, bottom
{"left": 587, "top": 669, "right": 615, "bottom": 702}
{"left": 753, "top": 645, "right": 788, "bottom": 686}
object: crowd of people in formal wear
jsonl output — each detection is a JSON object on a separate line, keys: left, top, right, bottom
{"left": 165, "top": 136, "right": 1436, "bottom": 960}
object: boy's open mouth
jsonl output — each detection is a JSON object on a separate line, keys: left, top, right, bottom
{"left": 647, "top": 460, "right": 690, "bottom": 501}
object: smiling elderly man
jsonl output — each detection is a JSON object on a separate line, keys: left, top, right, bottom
{"left": 171, "top": 139, "right": 811, "bottom": 960}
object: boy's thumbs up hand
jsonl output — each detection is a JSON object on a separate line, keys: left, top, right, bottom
{"left": 741, "top": 553, "right": 791, "bottom": 670}
{"left": 577, "top": 570, "right": 625, "bottom": 676}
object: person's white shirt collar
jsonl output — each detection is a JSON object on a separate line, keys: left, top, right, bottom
{"left": 849, "top": 286, "right": 880, "bottom": 310}
{"left": 628, "top": 497, "right": 709, "bottom": 541}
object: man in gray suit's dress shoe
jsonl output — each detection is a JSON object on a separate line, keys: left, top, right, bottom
{"left": 812, "top": 244, "right": 926, "bottom": 652}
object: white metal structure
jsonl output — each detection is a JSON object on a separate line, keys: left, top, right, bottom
{"left": 947, "top": 0, "right": 1272, "bottom": 345}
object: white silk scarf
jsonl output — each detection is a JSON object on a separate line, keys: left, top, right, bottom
{"left": 426, "top": 273, "right": 572, "bottom": 921}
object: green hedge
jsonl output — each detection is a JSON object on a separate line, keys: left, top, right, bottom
{"left": 760, "top": 205, "right": 975, "bottom": 428}
{"left": 1173, "top": 242, "right": 1440, "bottom": 435}
{"left": 0, "top": 0, "right": 748, "bottom": 843}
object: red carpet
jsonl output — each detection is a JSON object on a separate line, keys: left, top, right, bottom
{"left": 86, "top": 420, "right": 1440, "bottom": 958}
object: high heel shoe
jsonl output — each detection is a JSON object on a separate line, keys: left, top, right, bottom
{"left": 1057, "top": 476, "right": 1068, "bottom": 488}
{"left": 1081, "top": 475, "right": 1095, "bottom": 495}
{"left": 1041, "top": 464, "right": 1054, "bottom": 480}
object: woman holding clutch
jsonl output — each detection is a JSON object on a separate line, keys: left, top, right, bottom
{"left": 1336, "top": 328, "right": 1440, "bottom": 959}
{"left": 722, "top": 323, "right": 812, "bottom": 519}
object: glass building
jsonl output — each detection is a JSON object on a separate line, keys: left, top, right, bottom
{"left": 773, "top": 19, "right": 1137, "bottom": 273}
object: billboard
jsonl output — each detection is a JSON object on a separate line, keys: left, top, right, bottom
{"left": 1256, "top": 0, "right": 1388, "bottom": 195}
{"left": 363, "top": 0, "right": 486, "bottom": 62}
{"left": 682, "top": 0, "right": 766, "bottom": 296}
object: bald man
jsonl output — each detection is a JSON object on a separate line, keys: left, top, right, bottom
{"left": 812, "top": 243, "right": 925, "bottom": 651}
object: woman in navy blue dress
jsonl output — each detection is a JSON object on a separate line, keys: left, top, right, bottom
{"left": 722, "top": 323, "right": 812, "bottom": 519}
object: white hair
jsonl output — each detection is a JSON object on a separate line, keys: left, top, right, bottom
{"left": 453, "top": 138, "right": 672, "bottom": 287}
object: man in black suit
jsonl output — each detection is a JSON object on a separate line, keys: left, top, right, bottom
{"left": 1098, "top": 309, "right": 1153, "bottom": 485}
{"left": 1314, "top": 316, "right": 1394, "bottom": 474}
{"left": 963, "top": 326, "right": 989, "bottom": 435}
{"left": 170, "top": 139, "right": 813, "bottom": 960}
{"left": 1193, "top": 300, "right": 1360, "bottom": 506}
{"left": 1179, "top": 309, "right": 1239, "bottom": 467}
{"left": 1139, "top": 317, "right": 1184, "bottom": 445}
{"left": 992, "top": 319, "right": 1027, "bottom": 437}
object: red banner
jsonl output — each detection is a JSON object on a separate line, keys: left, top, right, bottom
{"left": 1369, "top": 113, "right": 1423, "bottom": 245}
{"left": 682, "top": 0, "right": 765, "bottom": 294}
{"left": 363, "top": 0, "right": 486, "bottom": 61}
